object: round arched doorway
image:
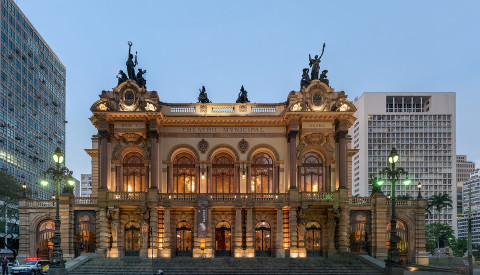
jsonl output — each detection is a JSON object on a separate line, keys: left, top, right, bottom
{"left": 306, "top": 221, "right": 322, "bottom": 256}
{"left": 36, "top": 219, "right": 54, "bottom": 260}
{"left": 215, "top": 221, "right": 231, "bottom": 257}
{"left": 125, "top": 221, "right": 141, "bottom": 256}
{"left": 255, "top": 220, "right": 271, "bottom": 257}
{"left": 176, "top": 220, "right": 193, "bottom": 257}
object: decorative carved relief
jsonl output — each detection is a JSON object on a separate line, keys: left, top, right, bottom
{"left": 123, "top": 133, "right": 141, "bottom": 142}
{"left": 200, "top": 104, "right": 207, "bottom": 113}
{"left": 297, "top": 133, "right": 335, "bottom": 160}
{"left": 238, "top": 139, "right": 249, "bottom": 154}
{"left": 198, "top": 139, "right": 209, "bottom": 154}
{"left": 239, "top": 105, "right": 247, "bottom": 112}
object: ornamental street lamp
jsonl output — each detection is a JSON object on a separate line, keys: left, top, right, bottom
{"left": 375, "top": 147, "right": 411, "bottom": 269}
{"left": 22, "top": 183, "right": 27, "bottom": 198}
{"left": 39, "top": 147, "right": 75, "bottom": 272}
{"left": 417, "top": 182, "right": 422, "bottom": 199}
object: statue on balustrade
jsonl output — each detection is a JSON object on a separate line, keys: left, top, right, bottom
{"left": 300, "top": 68, "right": 311, "bottom": 89}
{"left": 198, "top": 86, "right": 211, "bottom": 103}
{"left": 116, "top": 70, "right": 128, "bottom": 85}
{"left": 236, "top": 85, "right": 250, "bottom": 103}
{"left": 320, "top": 69, "right": 329, "bottom": 86}
{"left": 126, "top": 41, "right": 138, "bottom": 80}
{"left": 136, "top": 69, "right": 147, "bottom": 88}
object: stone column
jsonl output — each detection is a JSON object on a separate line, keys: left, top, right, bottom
{"left": 336, "top": 131, "right": 347, "bottom": 189}
{"left": 273, "top": 165, "right": 279, "bottom": 193}
{"left": 115, "top": 165, "right": 122, "bottom": 192}
{"left": 336, "top": 205, "right": 349, "bottom": 252}
{"left": 371, "top": 193, "right": 388, "bottom": 260}
{"left": 325, "top": 164, "right": 331, "bottom": 192}
{"left": 149, "top": 207, "right": 159, "bottom": 258}
{"left": 234, "top": 165, "right": 240, "bottom": 193}
{"left": 161, "top": 207, "right": 171, "bottom": 257}
{"left": 150, "top": 131, "right": 159, "bottom": 189}
{"left": 96, "top": 206, "right": 109, "bottom": 255}
{"left": 289, "top": 208, "right": 298, "bottom": 257}
{"left": 99, "top": 130, "right": 109, "bottom": 189}
{"left": 109, "top": 208, "right": 120, "bottom": 258}
{"left": 287, "top": 130, "right": 298, "bottom": 190}
{"left": 327, "top": 209, "right": 337, "bottom": 257}
{"left": 167, "top": 165, "right": 173, "bottom": 193}
{"left": 415, "top": 199, "right": 429, "bottom": 265}
{"left": 234, "top": 207, "right": 243, "bottom": 257}
{"left": 208, "top": 165, "right": 213, "bottom": 193}
{"left": 246, "top": 207, "right": 254, "bottom": 257}
{"left": 275, "top": 207, "right": 285, "bottom": 258}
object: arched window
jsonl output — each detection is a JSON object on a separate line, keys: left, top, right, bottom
{"left": 212, "top": 153, "right": 234, "bottom": 193}
{"left": 300, "top": 152, "right": 323, "bottom": 192}
{"left": 387, "top": 220, "right": 408, "bottom": 254}
{"left": 36, "top": 219, "right": 54, "bottom": 260}
{"left": 173, "top": 153, "right": 196, "bottom": 194}
{"left": 251, "top": 153, "right": 274, "bottom": 193}
{"left": 123, "top": 152, "right": 146, "bottom": 192}
{"left": 255, "top": 220, "right": 271, "bottom": 257}
{"left": 215, "top": 221, "right": 231, "bottom": 257}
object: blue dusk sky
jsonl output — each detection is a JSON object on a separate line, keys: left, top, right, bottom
{"left": 15, "top": 0, "right": 480, "bottom": 179}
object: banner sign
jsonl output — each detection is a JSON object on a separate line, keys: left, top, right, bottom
{"left": 197, "top": 195, "right": 208, "bottom": 238}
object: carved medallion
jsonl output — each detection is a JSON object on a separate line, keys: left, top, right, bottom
{"left": 239, "top": 105, "right": 247, "bottom": 112}
{"left": 198, "top": 139, "right": 209, "bottom": 154}
{"left": 312, "top": 92, "right": 322, "bottom": 106}
{"left": 238, "top": 139, "right": 249, "bottom": 154}
{"left": 200, "top": 104, "right": 207, "bottom": 113}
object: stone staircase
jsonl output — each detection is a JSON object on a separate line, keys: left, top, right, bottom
{"left": 67, "top": 255, "right": 385, "bottom": 275}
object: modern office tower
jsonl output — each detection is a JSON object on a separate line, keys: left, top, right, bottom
{"left": 0, "top": 0, "right": 66, "bottom": 249}
{"left": 74, "top": 174, "right": 92, "bottom": 197}
{"left": 458, "top": 169, "right": 480, "bottom": 245}
{"left": 456, "top": 155, "right": 475, "bottom": 218}
{"left": 0, "top": 0, "right": 66, "bottom": 198}
{"left": 350, "top": 92, "right": 456, "bottom": 228}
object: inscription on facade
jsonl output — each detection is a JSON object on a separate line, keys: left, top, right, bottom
{"left": 114, "top": 121, "right": 145, "bottom": 130}
{"left": 302, "top": 121, "right": 331, "bottom": 129}
{"left": 182, "top": 127, "right": 266, "bottom": 133}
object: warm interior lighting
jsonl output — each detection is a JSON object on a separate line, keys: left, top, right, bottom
{"left": 201, "top": 173, "right": 205, "bottom": 180}
{"left": 312, "top": 184, "right": 318, "bottom": 192}
{"left": 200, "top": 238, "right": 206, "bottom": 250}
{"left": 242, "top": 172, "right": 246, "bottom": 179}
{"left": 127, "top": 185, "right": 132, "bottom": 192}
{"left": 250, "top": 180, "right": 255, "bottom": 192}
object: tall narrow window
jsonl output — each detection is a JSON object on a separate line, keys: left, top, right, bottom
{"left": 173, "top": 153, "right": 196, "bottom": 194}
{"left": 123, "top": 152, "right": 146, "bottom": 192}
{"left": 300, "top": 152, "right": 323, "bottom": 192}
{"left": 251, "top": 153, "right": 273, "bottom": 193}
{"left": 212, "top": 153, "right": 234, "bottom": 193}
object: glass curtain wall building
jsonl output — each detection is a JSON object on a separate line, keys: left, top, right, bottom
{"left": 0, "top": 0, "right": 65, "bottom": 199}
{"left": 350, "top": 92, "right": 456, "bottom": 229}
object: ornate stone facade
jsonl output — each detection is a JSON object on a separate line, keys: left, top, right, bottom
{"left": 18, "top": 79, "right": 427, "bottom": 265}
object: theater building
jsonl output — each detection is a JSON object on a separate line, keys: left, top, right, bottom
{"left": 17, "top": 74, "right": 428, "bottom": 264}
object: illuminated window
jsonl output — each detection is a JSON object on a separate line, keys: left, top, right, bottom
{"left": 251, "top": 153, "right": 273, "bottom": 193}
{"left": 212, "top": 153, "right": 234, "bottom": 193}
{"left": 122, "top": 152, "right": 146, "bottom": 192}
{"left": 173, "top": 153, "right": 196, "bottom": 194}
{"left": 300, "top": 152, "right": 323, "bottom": 192}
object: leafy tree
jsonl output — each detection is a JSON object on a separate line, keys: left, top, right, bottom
{"left": 397, "top": 194, "right": 411, "bottom": 200}
{"left": 450, "top": 238, "right": 468, "bottom": 257}
{"left": 0, "top": 170, "right": 29, "bottom": 261}
{"left": 426, "top": 193, "right": 453, "bottom": 223}
{"left": 425, "top": 222, "right": 454, "bottom": 254}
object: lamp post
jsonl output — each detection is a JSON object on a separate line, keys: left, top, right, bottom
{"left": 375, "top": 147, "right": 411, "bottom": 270}
{"left": 40, "top": 147, "right": 75, "bottom": 273}
{"left": 22, "top": 183, "right": 26, "bottom": 198}
{"left": 417, "top": 182, "right": 422, "bottom": 199}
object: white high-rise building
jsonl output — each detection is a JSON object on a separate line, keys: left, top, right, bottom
{"left": 74, "top": 174, "right": 92, "bottom": 197}
{"left": 350, "top": 92, "right": 456, "bottom": 228}
{"left": 458, "top": 169, "right": 480, "bottom": 244}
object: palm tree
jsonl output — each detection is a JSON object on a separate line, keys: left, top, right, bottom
{"left": 426, "top": 193, "right": 453, "bottom": 258}
{"left": 426, "top": 193, "right": 453, "bottom": 223}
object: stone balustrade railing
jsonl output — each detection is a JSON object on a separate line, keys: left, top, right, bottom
{"left": 163, "top": 103, "right": 283, "bottom": 116}
{"left": 74, "top": 197, "right": 97, "bottom": 205}
{"left": 349, "top": 197, "right": 372, "bottom": 205}
{"left": 302, "top": 192, "right": 334, "bottom": 201}
{"left": 26, "top": 200, "right": 55, "bottom": 208}
{"left": 108, "top": 192, "right": 146, "bottom": 201}
{"left": 386, "top": 199, "right": 417, "bottom": 206}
